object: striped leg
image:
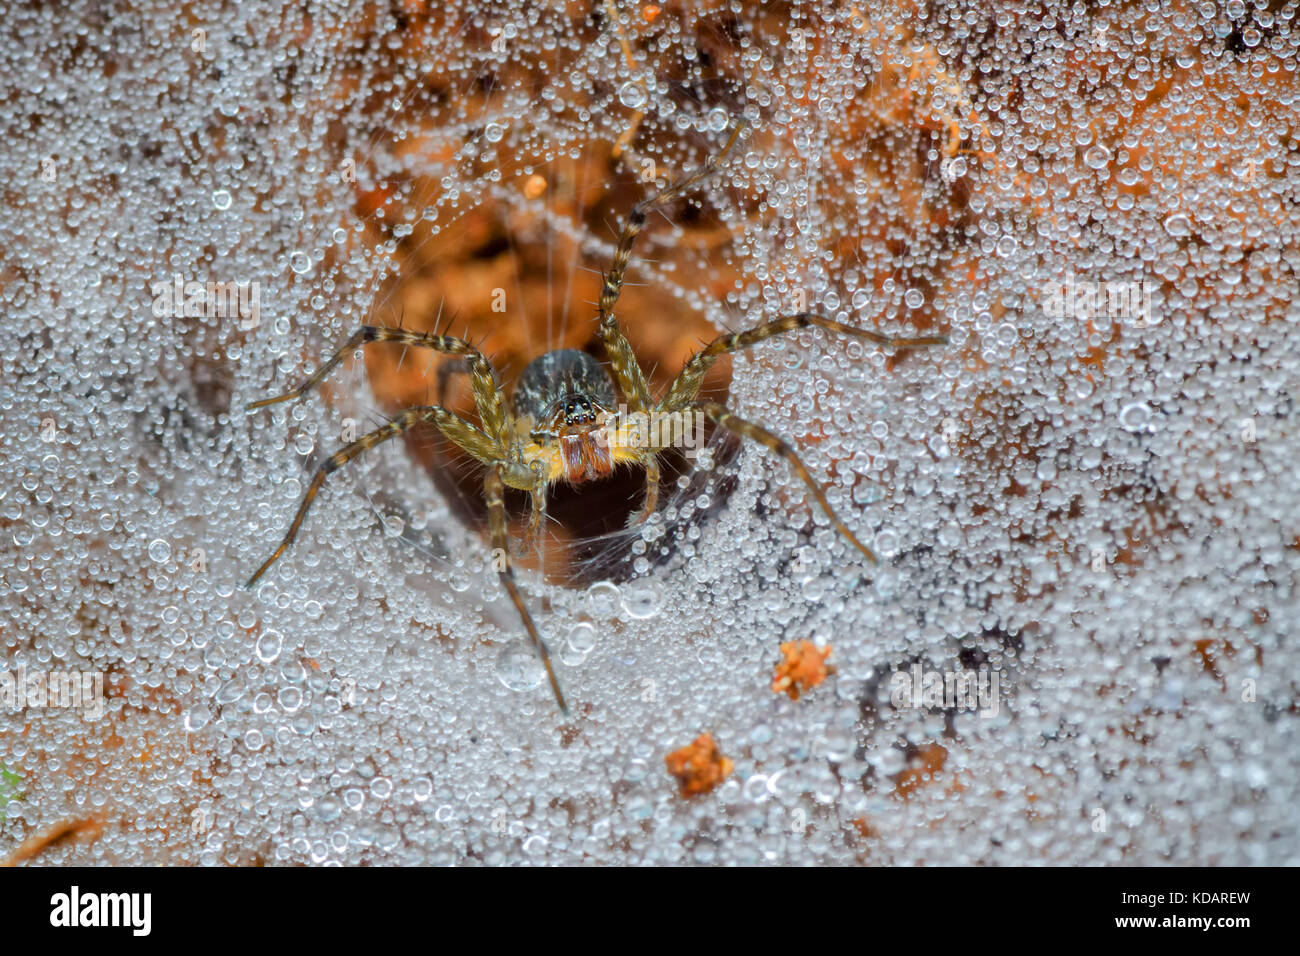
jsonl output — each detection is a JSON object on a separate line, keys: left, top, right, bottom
{"left": 693, "top": 401, "right": 877, "bottom": 564}
{"left": 485, "top": 465, "right": 568, "bottom": 714}
{"left": 660, "top": 312, "right": 947, "bottom": 411}
{"left": 597, "top": 119, "right": 748, "bottom": 320}
{"left": 245, "top": 406, "right": 495, "bottom": 588}
{"left": 595, "top": 120, "right": 748, "bottom": 410}
{"left": 247, "top": 326, "right": 511, "bottom": 446}
{"left": 628, "top": 452, "right": 660, "bottom": 526}
{"left": 519, "top": 483, "right": 547, "bottom": 558}
{"left": 597, "top": 317, "right": 653, "bottom": 412}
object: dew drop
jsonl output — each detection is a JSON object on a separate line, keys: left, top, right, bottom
{"left": 255, "top": 629, "right": 283, "bottom": 663}
{"left": 618, "top": 82, "right": 647, "bottom": 109}
{"left": 495, "top": 641, "right": 546, "bottom": 692}
{"left": 585, "top": 581, "right": 622, "bottom": 619}
{"left": 1119, "top": 402, "right": 1152, "bottom": 432}
{"left": 1083, "top": 145, "right": 1111, "bottom": 170}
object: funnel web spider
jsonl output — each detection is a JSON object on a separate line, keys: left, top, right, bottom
{"left": 245, "top": 120, "right": 946, "bottom": 714}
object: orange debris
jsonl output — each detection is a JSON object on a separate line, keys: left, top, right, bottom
{"left": 665, "top": 733, "right": 733, "bottom": 797}
{"left": 771, "top": 641, "right": 833, "bottom": 700}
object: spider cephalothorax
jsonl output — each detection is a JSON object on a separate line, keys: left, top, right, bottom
{"left": 245, "top": 120, "right": 946, "bottom": 715}
{"left": 513, "top": 349, "right": 620, "bottom": 485}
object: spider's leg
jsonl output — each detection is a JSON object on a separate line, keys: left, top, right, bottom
{"left": 247, "top": 326, "right": 511, "bottom": 447}
{"left": 596, "top": 318, "right": 653, "bottom": 413}
{"left": 435, "top": 355, "right": 469, "bottom": 408}
{"left": 597, "top": 119, "right": 747, "bottom": 320}
{"left": 627, "top": 451, "right": 660, "bottom": 526}
{"left": 659, "top": 312, "right": 947, "bottom": 411}
{"left": 485, "top": 464, "right": 568, "bottom": 715}
{"left": 692, "top": 400, "right": 878, "bottom": 564}
{"left": 246, "top": 405, "right": 494, "bottom": 587}
{"left": 519, "top": 481, "right": 548, "bottom": 558}
{"left": 595, "top": 120, "right": 748, "bottom": 410}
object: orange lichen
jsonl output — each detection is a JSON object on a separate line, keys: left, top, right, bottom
{"left": 665, "top": 733, "right": 733, "bottom": 797}
{"left": 771, "top": 641, "right": 833, "bottom": 700}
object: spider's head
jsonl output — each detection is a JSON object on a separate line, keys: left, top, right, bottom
{"left": 514, "top": 349, "right": 619, "bottom": 484}
{"left": 514, "top": 348, "right": 617, "bottom": 436}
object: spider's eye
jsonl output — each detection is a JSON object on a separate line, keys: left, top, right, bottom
{"left": 556, "top": 395, "right": 600, "bottom": 426}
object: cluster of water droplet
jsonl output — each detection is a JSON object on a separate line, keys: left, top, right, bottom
{"left": 1, "top": 0, "right": 1298, "bottom": 865}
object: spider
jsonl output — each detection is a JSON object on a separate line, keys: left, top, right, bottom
{"left": 244, "top": 120, "right": 946, "bottom": 714}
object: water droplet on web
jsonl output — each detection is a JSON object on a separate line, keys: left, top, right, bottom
{"left": 585, "top": 581, "right": 622, "bottom": 618}
{"left": 148, "top": 539, "right": 171, "bottom": 562}
{"left": 621, "top": 580, "right": 662, "bottom": 619}
{"left": 255, "top": 629, "right": 283, "bottom": 663}
{"left": 211, "top": 189, "right": 232, "bottom": 210}
{"left": 1083, "top": 146, "right": 1110, "bottom": 170}
{"left": 1119, "top": 402, "right": 1152, "bottom": 432}
{"left": 289, "top": 251, "right": 312, "bottom": 274}
{"left": 618, "top": 82, "right": 646, "bottom": 109}
{"left": 523, "top": 834, "right": 548, "bottom": 856}
{"left": 184, "top": 705, "right": 211, "bottom": 732}
{"left": 495, "top": 641, "right": 546, "bottom": 692}
{"left": 874, "top": 529, "right": 899, "bottom": 558}
{"left": 1163, "top": 214, "right": 1191, "bottom": 237}
{"left": 566, "top": 622, "right": 596, "bottom": 654}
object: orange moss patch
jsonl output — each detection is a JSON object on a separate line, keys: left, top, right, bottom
{"left": 771, "top": 641, "right": 833, "bottom": 700}
{"left": 665, "top": 733, "right": 733, "bottom": 797}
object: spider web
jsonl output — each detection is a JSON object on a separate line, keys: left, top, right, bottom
{"left": 2, "top": 0, "right": 1298, "bottom": 866}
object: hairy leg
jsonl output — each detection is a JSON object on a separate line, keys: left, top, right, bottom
{"left": 660, "top": 312, "right": 946, "bottom": 412}
{"left": 628, "top": 452, "right": 661, "bottom": 526}
{"left": 245, "top": 406, "right": 494, "bottom": 587}
{"left": 597, "top": 120, "right": 747, "bottom": 320}
{"left": 693, "top": 400, "right": 877, "bottom": 563}
{"left": 484, "top": 464, "right": 568, "bottom": 714}
{"left": 519, "top": 482, "right": 548, "bottom": 558}
{"left": 596, "top": 120, "right": 748, "bottom": 410}
{"left": 247, "top": 326, "right": 511, "bottom": 447}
